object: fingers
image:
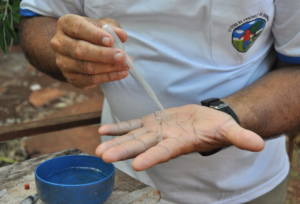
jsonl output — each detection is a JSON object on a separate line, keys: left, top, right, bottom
{"left": 98, "top": 119, "right": 143, "bottom": 135}
{"left": 97, "top": 19, "right": 128, "bottom": 43}
{"left": 57, "top": 14, "right": 127, "bottom": 46}
{"left": 65, "top": 71, "right": 129, "bottom": 89}
{"left": 55, "top": 54, "right": 129, "bottom": 74}
{"left": 51, "top": 14, "right": 131, "bottom": 88}
{"left": 54, "top": 53, "right": 130, "bottom": 88}
{"left": 95, "top": 128, "right": 148, "bottom": 157}
{"left": 132, "top": 137, "right": 185, "bottom": 171}
{"left": 219, "top": 118, "right": 265, "bottom": 152}
{"left": 51, "top": 35, "right": 126, "bottom": 64}
{"left": 96, "top": 132, "right": 185, "bottom": 172}
{"left": 100, "top": 132, "right": 158, "bottom": 163}
{"left": 58, "top": 15, "right": 110, "bottom": 46}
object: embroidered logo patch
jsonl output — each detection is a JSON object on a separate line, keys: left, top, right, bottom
{"left": 232, "top": 18, "right": 266, "bottom": 52}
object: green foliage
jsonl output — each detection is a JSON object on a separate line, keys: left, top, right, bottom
{"left": 0, "top": 0, "right": 21, "bottom": 54}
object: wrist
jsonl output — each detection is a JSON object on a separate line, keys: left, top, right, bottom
{"left": 221, "top": 97, "right": 244, "bottom": 123}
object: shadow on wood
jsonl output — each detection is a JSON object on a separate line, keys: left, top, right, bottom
{"left": 0, "top": 111, "right": 101, "bottom": 142}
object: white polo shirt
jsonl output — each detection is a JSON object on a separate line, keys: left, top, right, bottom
{"left": 21, "top": 0, "right": 299, "bottom": 203}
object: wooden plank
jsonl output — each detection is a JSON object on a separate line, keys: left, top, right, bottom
{"left": 0, "top": 111, "right": 102, "bottom": 142}
{"left": 0, "top": 148, "right": 160, "bottom": 204}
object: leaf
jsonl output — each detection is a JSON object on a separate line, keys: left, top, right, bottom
{"left": 12, "top": 11, "right": 20, "bottom": 23}
{"left": 2, "top": 0, "right": 8, "bottom": 2}
{"left": 12, "top": 1, "right": 20, "bottom": 11}
{"left": 0, "top": 13, "right": 4, "bottom": 21}
{"left": 4, "top": 19, "right": 16, "bottom": 41}
{"left": 0, "top": 26, "right": 7, "bottom": 54}
{"left": 8, "top": 10, "right": 13, "bottom": 27}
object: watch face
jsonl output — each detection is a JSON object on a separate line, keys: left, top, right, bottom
{"left": 210, "top": 103, "right": 228, "bottom": 110}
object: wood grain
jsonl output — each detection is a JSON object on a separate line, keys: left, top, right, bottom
{"left": 0, "top": 148, "right": 160, "bottom": 204}
{"left": 0, "top": 111, "right": 101, "bottom": 142}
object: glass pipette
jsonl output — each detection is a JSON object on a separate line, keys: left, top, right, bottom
{"left": 103, "top": 24, "right": 171, "bottom": 121}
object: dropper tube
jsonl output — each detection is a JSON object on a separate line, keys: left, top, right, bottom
{"left": 102, "top": 24, "right": 172, "bottom": 121}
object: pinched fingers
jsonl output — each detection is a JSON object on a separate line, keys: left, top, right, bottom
{"left": 97, "top": 18, "right": 128, "bottom": 43}
{"left": 55, "top": 54, "right": 129, "bottom": 75}
{"left": 54, "top": 53, "right": 131, "bottom": 88}
{"left": 51, "top": 14, "right": 132, "bottom": 89}
{"left": 51, "top": 35, "right": 126, "bottom": 64}
{"left": 64, "top": 71, "right": 129, "bottom": 89}
{"left": 56, "top": 14, "right": 127, "bottom": 46}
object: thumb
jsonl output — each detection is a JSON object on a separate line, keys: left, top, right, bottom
{"left": 220, "top": 120, "right": 265, "bottom": 152}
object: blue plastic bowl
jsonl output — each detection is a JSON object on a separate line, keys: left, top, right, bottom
{"left": 35, "top": 155, "right": 115, "bottom": 204}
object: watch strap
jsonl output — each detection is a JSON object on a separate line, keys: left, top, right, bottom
{"left": 199, "top": 147, "right": 224, "bottom": 156}
{"left": 206, "top": 99, "right": 240, "bottom": 125}
{"left": 198, "top": 98, "right": 240, "bottom": 156}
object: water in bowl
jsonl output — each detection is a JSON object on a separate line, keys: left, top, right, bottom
{"left": 45, "top": 167, "right": 108, "bottom": 185}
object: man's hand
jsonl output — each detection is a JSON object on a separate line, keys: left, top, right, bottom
{"left": 50, "top": 14, "right": 129, "bottom": 89}
{"left": 96, "top": 105, "right": 264, "bottom": 171}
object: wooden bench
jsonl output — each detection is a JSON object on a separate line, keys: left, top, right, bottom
{"left": 0, "top": 148, "right": 161, "bottom": 203}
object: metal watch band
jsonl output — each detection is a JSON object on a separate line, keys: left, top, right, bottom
{"left": 198, "top": 98, "right": 240, "bottom": 156}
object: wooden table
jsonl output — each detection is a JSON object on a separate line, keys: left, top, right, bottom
{"left": 0, "top": 149, "right": 160, "bottom": 204}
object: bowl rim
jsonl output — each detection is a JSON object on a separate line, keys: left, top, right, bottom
{"left": 35, "top": 155, "right": 115, "bottom": 187}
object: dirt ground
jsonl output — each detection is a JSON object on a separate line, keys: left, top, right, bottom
{"left": 0, "top": 46, "right": 104, "bottom": 162}
{"left": 0, "top": 47, "right": 299, "bottom": 203}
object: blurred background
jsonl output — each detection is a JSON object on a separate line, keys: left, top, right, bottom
{"left": 0, "top": 44, "right": 104, "bottom": 159}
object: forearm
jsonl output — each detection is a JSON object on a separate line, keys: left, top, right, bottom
{"left": 223, "top": 66, "right": 300, "bottom": 138}
{"left": 19, "top": 17, "right": 66, "bottom": 81}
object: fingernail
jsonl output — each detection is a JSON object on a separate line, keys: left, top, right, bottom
{"left": 118, "top": 70, "right": 128, "bottom": 77}
{"left": 114, "top": 53, "right": 123, "bottom": 62}
{"left": 102, "top": 37, "right": 111, "bottom": 46}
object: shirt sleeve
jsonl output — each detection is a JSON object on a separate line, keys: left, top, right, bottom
{"left": 273, "top": 0, "right": 300, "bottom": 64}
{"left": 20, "top": 0, "right": 85, "bottom": 18}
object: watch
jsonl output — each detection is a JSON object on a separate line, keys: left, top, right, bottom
{"left": 201, "top": 98, "right": 240, "bottom": 124}
{"left": 198, "top": 98, "right": 240, "bottom": 156}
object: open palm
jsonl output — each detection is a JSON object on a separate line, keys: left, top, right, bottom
{"left": 96, "top": 104, "right": 264, "bottom": 171}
